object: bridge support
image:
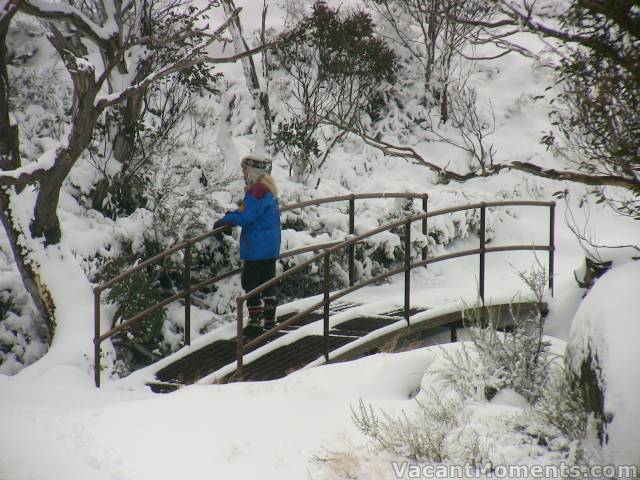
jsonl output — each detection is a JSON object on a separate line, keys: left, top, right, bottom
{"left": 479, "top": 202, "right": 486, "bottom": 306}
{"left": 324, "top": 254, "right": 331, "bottom": 362}
{"left": 404, "top": 220, "right": 411, "bottom": 326}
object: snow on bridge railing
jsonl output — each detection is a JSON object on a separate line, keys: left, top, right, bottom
{"left": 92, "top": 192, "right": 429, "bottom": 387}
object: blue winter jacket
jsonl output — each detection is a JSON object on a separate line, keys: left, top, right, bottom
{"left": 221, "top": 182, "right": 281, "bottom": 260}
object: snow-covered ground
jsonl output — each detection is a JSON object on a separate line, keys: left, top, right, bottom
{"left": 1, "top": 1, "right": 640, "bottom": 478}
{"left": 2, "top": 193, "right": 639, "bottom": 479}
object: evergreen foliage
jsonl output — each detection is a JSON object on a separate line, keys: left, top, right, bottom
{"left": 98, "top": 251, "right": 168, "bottom": 370}
{"left": 550, "top": 1, "right": 640, "bottom": 218}
{"left": 271, "top": 1, "right": 397, "bottom": 177}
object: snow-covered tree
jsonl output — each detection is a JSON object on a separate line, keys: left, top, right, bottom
{"left": 470, "top": 0, "right": 640, "bottom": 218}
{"left": 366, "top": 0, "right": 494, "bottom": 123}
{"left": 0, "top": 0, "right": 263, "bottom": 338}
{"left": 270, "top": 1, "right": 396, "bottom": 179}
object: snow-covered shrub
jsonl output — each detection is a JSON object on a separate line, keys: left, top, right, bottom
{"left": 96, "top": 249, "right": 168, "bottom": 372}
{"left": 351, "top": 395, "right": 462, "bottom": 462}
{"left": 438, "top": 264, "right": 551, "bottom": 403}
{"left": 449, "top": 304, "right": 552, "bottom": 404}
{"left": 0, "top": 258, "right": 48, "bottom": 375}
{"left": 349, "top": 266, "right": 601, "bottom": 469}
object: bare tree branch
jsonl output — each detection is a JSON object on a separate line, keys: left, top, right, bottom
{"left": 564, "top": 201, "right": 640, "bottom": 259}
{"left": 508, "top": 161, "right": 640, "bottom": 191}
{"left": 320, "top": 115, "right": 483, "bottom": 182}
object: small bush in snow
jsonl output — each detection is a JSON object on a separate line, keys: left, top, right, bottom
{"left": 351, "top": 395, "right": 462, "bottom": 462}
{"left": 436, "top": 262, "right": 552, "bottom": 403}
{"left": 351, "top": 265, "right": 599, "bottom": 469}
{"left": 454, "top": 301, "right": 553, "bottom": 404}
{"left": 0, "top": 276, "right": 48, "bottom": 375}
{"left": 96, "top": 249, "right": 168, "bottom": 371}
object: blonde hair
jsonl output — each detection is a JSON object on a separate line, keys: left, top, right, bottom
{"left": 257, "top": 174, "right": 278, "bottom": 197}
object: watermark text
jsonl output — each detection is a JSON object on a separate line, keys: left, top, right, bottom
{"left": 391, "top": 462, "right": 638, "bottom": 479}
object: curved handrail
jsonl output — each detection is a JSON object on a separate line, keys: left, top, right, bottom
{"left": 239, "top": 200, "right": 554, "bottom": 306}
{"left": 93, "top": 192, "right": 429, "bottom": 387}
{"left": 280, "top": 192, "right": 429, "bottom": 213}
{"left": 95, "top": 240, "right": 346, "bottom": 343}
{"left": 233, "top": 200, "right": 555, "bottom": 373}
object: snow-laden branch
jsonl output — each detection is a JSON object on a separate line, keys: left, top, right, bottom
{"left": 96, "top": 24, "right": 278, "bottom": 109}
{"left": 19, "top": 0, "right": 118, "bottom": 47}
{"left": 94, "top": 7, "right": 242, "bottom": 107}
{"left": 0, "top": 145, "right": 60, "bottom": 186}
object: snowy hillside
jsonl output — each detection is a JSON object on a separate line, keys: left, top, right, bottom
{"left": 1, "top": 0, "right": 639, "bottom": 478}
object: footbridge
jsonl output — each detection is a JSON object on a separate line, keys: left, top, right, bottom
{"left": 93, "top": 194, "right": 555, "bottom": 390}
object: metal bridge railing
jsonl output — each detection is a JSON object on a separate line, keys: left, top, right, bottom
{"left": 233, "top": 200, "right": 555, "bottom": 375}
{"left": 92, "top": 192, "right": 429, "bottom": 387}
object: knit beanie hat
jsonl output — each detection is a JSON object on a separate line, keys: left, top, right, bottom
{"left": 241, "top": 154, "right": 272, "bottom": 183}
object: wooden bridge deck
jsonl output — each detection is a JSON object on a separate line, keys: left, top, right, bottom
{"left": 148, "top": 301, "right": 543, "bottom": 393}
{"left": 150, "top": 303, "right": 424, "bottom": 391}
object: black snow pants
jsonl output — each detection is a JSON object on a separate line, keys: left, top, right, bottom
{"left": 241, "top": 258, "right": 278, "bottom": 324}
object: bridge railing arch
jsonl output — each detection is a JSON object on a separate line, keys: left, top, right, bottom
{"left": 233, "top": 200, "right": 555, "bottom": 375}
{"left": 92, "top": 192, "right": 429, "bottom": 387}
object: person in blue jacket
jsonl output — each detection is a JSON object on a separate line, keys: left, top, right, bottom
{"left": 214, "top": 155, "right": 281, "bottom": 337}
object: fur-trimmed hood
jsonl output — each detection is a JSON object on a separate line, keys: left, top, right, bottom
{"left": 249, "top": 174, "right": 278, "bottom": 197}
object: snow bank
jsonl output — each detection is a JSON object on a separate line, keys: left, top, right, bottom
{"left": 567, "top": 260, "right": 640, "bottom": 466}
{"left": 0, "top": 346, "right": 435, "bottom": 480}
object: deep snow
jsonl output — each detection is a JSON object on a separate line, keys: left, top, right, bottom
{"left": 1, "top": 0, "right": 640, "bottom": 479}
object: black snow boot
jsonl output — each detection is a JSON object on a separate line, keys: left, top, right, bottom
{"left": 243, "top": 305, "right": 264, "bottom": 338}
{"left": 262, "top": 296, "right": 278, "bottom": 330}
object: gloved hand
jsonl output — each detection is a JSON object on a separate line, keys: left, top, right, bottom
{"left": 213, "top": 219, "right": 228, "bottom": 240}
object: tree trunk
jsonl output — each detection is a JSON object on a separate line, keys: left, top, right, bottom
{"left": 113, "top": 90, "right": 143, "bottom": 163}
{"left": 220, "top": 0, "right": 272, "bottom": 154}
{"left": 0, "top": 191, "right": 54, "bottom": 336}
{"left": 0, "top": 20, "right": 53, "bottom": 334}
{"left": 31, "top": 27, "right": 102, "bottom": 244}
{"left": 0, "top": 14, "right": 18, "bottom": 172}
{"left": 31, "top": 101, "right": 100, "bottom": 244}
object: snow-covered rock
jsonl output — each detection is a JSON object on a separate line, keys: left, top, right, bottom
{"left": 566, "top": 260, "right": 640, "bottom": 466}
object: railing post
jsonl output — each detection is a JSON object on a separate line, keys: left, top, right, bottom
{"left": 479, "top": 203, "right": 486, "bottom": 306}
{"left": 236, "top": 298, "right": 244, "bottom": 373}
{"left": 422, "top": 193, "right": 428, "bottom": 262}
{"left": 348, "top": 194, "right": 356, "bottom": 286}
{"left": 549, "top": 202, "right": 556, "bottom": 296}
{"left": 94, "top": 288, "right": 101, "bottom": 388}
{"left": 404, "top": 219, "right": 411, "bottom": 326}
{"left": 324, "top": 253, "right": 331, "bottom": 362}
{"left": 184, "top": 244, "right": 191, "bottom": 346}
